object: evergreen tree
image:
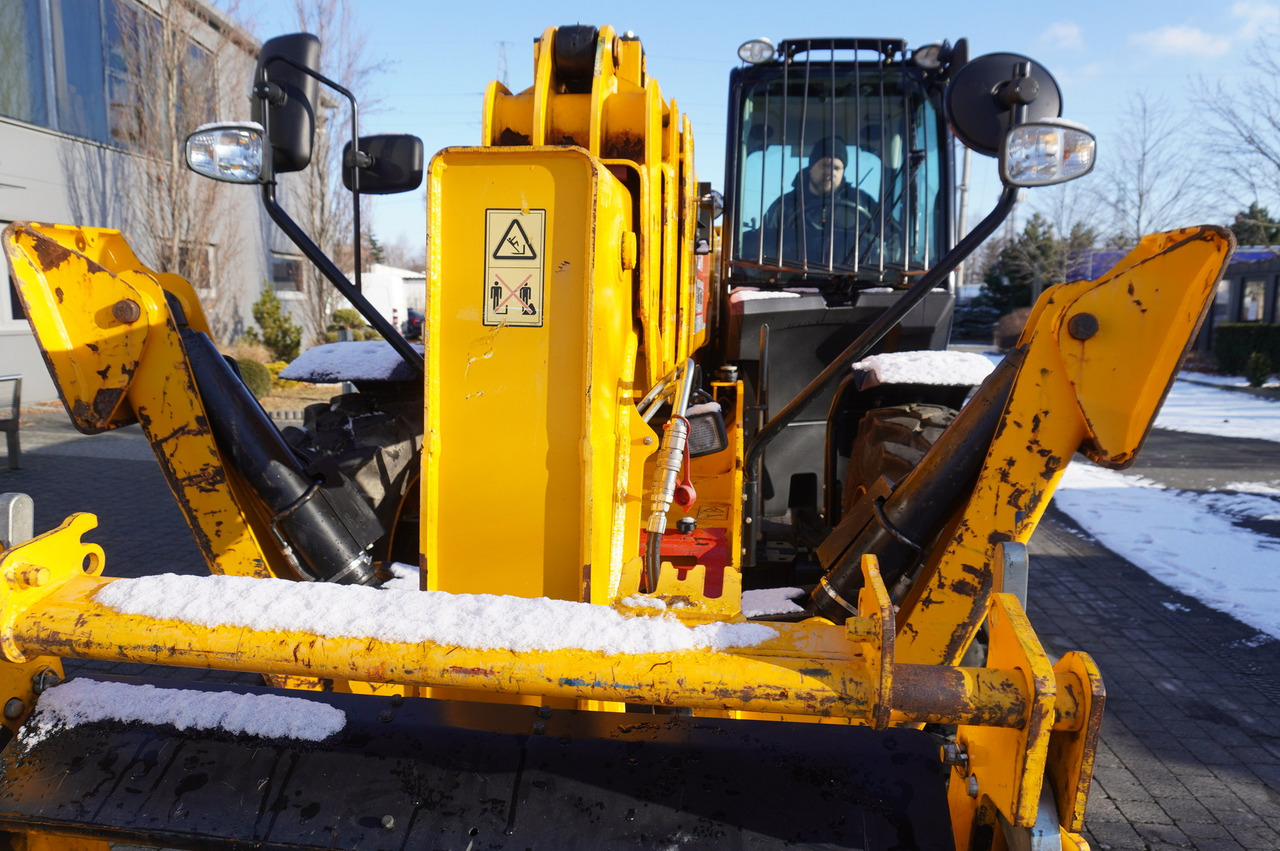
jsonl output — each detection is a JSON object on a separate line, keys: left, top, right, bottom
{"left": 251, "top": 287, "right": 302, "bottom": 362}
{"left": 1229, "top": 202, "right": 1280, "bottom": 246}
{"left": 976, "top": 214, "right": 1098, "bottom": 316}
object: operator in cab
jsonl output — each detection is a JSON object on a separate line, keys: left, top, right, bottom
{"left": 760, "top": 137, "right": 876, "bottom": 268}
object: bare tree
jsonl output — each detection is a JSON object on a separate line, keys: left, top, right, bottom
{"left": 381, "top": 232, "right": 426, "bottom": 271}
{"left": 109, "top": 0, "right": 254, "bottom": 339}
{"left": 1194, "top": 27, "right": 1280, "bottom": 211}
{"left": 1102, "top": 91, "right": 1207, "bottom": 246}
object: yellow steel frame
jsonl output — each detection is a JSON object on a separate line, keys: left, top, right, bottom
{"left": 0, "top": 19, "right": 1238, "bottom": 850}
{"left": 3, "top": 223, "right": 285, "bottom": 581}
{"left": 898, "top": 226, "right": 1234, "bottom": 668}
{"left": 0, "top": 518, "right": 1101, "bottom": 736}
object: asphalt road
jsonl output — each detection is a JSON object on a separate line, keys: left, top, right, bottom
{"left": 3, "top": 407, "right": 1279, "bottom": 850}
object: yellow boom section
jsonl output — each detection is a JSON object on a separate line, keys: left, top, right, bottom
{"left": 2, "top": 223, "right": 283, "bottom": 580}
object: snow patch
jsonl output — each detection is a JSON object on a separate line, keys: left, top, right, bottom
{"left": 853, "top": 350, "right": 995, "bottom": 387}
{"left": 1223, "top": 482, "right": 1280, "bottom": 496}
{"left": 1229, "top": 633, "right": 1277, "bottom": 649}
{"left": 94, "top": 574, "right": 778, "bottom": 655}
{"left": 741, "top": 587, "right": 805, "bottom": 617}
{"left": 21, "top": 679, "right": 345, "bottom": 748}
{"left": 729, "top": 288, "right": 801, "bottom": 303}
{"left": 1053, "top": 464, "right": 1280, "bottom": 639}
{"left": 620, "top": 595, "right": 668, "bottom": 610}
{"left": 686, "top": 401, "right": 722, "bottom": 417}
{"left": 279, "top": 341, "right": 424, "bottom": 383}
{"left": 1155, "top": 379, "right": 1280, "bottom": 442}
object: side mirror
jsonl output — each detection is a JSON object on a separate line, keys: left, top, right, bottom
{"left": 1001, "top": 120, "right": 1096, "bottom": 186}
{"left": 185, "top": 123, "right": 266, "bottom": 183}
{"left": 943, "top": 52, "right": 1062, "bottom": 157}
{"left": 342, "top": 134, "right": 425, "bottom": 195}
{"left": 252, "top": 33, "right": 321, "bottom": 174}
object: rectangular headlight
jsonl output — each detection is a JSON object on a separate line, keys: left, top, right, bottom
{"left": 185, "top": 123, "right": 267, "bottom": 184}
{"left": 1001, "top": 120, "right": 1096, "bottom": 187}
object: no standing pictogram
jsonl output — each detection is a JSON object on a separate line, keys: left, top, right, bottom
{"left": 484, "top": 209, "right": 545, "bottom": 327}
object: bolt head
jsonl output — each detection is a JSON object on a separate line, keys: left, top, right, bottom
{"left": 3, "top": 698, "right": 25, "bottom": 721}
{"left": 1067, "top": 312, "right": 1099, "bottom": 341}
{"left": 31, "top": 669, "right": 60, "bottom": 695}
{"left": 112, "top": 299, "right": 142, "bottom": 324}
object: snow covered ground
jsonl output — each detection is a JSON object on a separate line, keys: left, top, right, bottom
{"left": 1051, "top": 372, "right": 1280, "bottom": 642}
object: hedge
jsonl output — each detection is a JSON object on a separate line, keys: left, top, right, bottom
{"left": 236, "top": 358, "right": 273, "bottom": 399}
{"left": 1212, "top": 323, "right": 1280, "bottom": 374}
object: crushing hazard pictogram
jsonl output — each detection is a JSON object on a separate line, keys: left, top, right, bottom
{"left": 483, "top": 209, "right": 546, "bottom": 327}
{"left": 493, "top": 219, "right": 537, "bottom": 260}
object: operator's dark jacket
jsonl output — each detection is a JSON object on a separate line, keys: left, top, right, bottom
{"left": 758, "top": 171, "right": 865, "bottom": 266}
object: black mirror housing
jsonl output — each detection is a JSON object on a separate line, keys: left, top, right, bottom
{"left": 252, "top": 33, "right": 321, "bottom": 174}
{"left": 343, "top": 134, "right": 425, "bottom": 195}
{"left": 943, "top": 52, "right": 1062, "bottom": 157}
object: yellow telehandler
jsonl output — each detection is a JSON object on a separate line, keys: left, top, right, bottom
{"left": 0, "top": 24, "right": 1232, "bottom": 850}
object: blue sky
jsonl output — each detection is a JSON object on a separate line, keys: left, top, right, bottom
{"left": 228, "top": 0, "right": 1280, "bottom": 255}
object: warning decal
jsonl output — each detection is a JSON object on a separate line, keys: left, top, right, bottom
{"left": 493, "top": 218, "right": 537, "bottom": 259}
{"left": 484, "top": 209, "right": 546, "bottom": 327}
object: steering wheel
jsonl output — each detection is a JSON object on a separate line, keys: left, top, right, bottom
{"left": 839, "top": 192, "right": 905, "bottom": 266}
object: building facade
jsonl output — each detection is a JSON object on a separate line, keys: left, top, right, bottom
{"left": 0, "top": 0, "right": 306, "bottom": 402}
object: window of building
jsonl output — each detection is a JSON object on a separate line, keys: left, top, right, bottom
{"left": 0, "top": 0, "right": 48, "bottom": 126}
{"left": 50, "top": 0, "right": 110, "bottom": 143}
{"left": 1, "top": 221, "right": 27, "bottom": 327}
{"left": 1242, "top": 279, "right": 1266, "bottom": 322}
{"left": 1211, "top": 278, "right": 1231, "bottom": 328}
{"left": 272, "top": 255, "right": 305, "bottom": 294}
{"left": 2, "top": 0, "right": 216, "bottom": 149}
{"left": 105, "top": 0, "right": 150, "bottom": 146}
{"left": 178, "top": 241, "right": 214, "bottom": 295}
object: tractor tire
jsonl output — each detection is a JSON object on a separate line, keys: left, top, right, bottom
{"left": 842, "top": 403, "right": 957, "bottom": 511}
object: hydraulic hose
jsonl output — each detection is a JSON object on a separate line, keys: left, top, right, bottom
{"left": 808, "top": 348, "right": 1025, "bottom": 623}
{"left": 181, "top": 329, "right": 381, "bottom": 585}
{"left": 642, "top": 359, "right": 696, "bottom": 592}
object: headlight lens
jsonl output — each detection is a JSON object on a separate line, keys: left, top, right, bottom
{"left": 185, "top": 123, "right": 266, "bottom": 183}
{"left": 1001, "top": 120, "right": 1096, "bottom": 187}
{"left": 738, "top": 38, "right": 776, "bottom": 64}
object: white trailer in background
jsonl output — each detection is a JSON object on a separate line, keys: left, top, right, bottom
{"left": 341, "top": 264, "right": 424, "bottom": 331}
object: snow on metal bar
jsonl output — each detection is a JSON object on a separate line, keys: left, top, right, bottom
{"left": 93, "top": 573, "right": 778, "bottom": 655}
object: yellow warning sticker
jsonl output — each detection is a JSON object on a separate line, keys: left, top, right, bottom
{"left": 484, "top": 209, "right": 546, "bottom": 327}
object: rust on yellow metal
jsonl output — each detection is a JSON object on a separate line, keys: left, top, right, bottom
{"left": 2, "top": 223, "right": 284, "bottom": 580}
{"left": 945, "top": 593, "right": 1059, "bottom": 845}
{"left": 1048, "top": 650, "right": 1106, "bottom": 834}
{"left": 0, "top": 513, "right": 1077, "bottom": 734}
{"left": 897, "top": 226, "right": 1234, "bottom": 667}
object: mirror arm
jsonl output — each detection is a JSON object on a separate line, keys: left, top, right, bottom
{"left": 259, "top": 181, "right": 424, "bottom": 375}
{"left": 260, "top": 54, "right": 367, "bottom": 293}
{"left": 743, "top": 183, "right": 1018, "bottom": 484}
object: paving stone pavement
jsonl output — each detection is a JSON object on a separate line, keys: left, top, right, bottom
{"left": 1028, "top": 481, "right": 1280, "bottom": 846}
{"left": 3, "top": 406, "right": 1279, "bottom": 849}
